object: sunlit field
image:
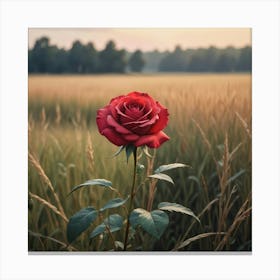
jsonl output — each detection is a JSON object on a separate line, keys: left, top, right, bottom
{"left": 28, "top": 73, "right": 251, "bottom": 251}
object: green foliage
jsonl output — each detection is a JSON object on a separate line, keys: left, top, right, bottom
{"left": 149, "top": 173, "right": 174, "bottom": 184}
{"left": 100, "top": 198, "right": 128, "bottom": 212}
{"left": 158, "top": 202, "right": 200, "bottom": 222}
{"left": 154, "top": 163, "right": 187, "bottom": 174}
{"left": 90, "top": 214, "right": 124, "bottom": 239}
{"left": 67, "top": 207, "right": 98, "bottom": 243}
{"left": 129, "top": 208, "right": 169, "bottom": 239}
{"left": 69, "top": 179, "right": 112, "bottom": 195}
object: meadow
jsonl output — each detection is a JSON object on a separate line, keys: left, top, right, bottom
{"left": 28, "top": 73, "right": 252, "bottom": 251}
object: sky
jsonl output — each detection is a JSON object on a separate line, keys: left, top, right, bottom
{"left": 28, "top": 28, "right": 251, "bottom": 52}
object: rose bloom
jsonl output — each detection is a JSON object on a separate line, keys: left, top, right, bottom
{"left": 96, "top": 92, "right": 169, "bottom": 148}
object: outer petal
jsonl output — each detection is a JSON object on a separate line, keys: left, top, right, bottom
{"left": 109, "top": 95, "right": 125, "bottom": 119}
{"left": 96, "top": 106, "right": 110, "bottom": 133}
{"left": 149, "top": 102, "right": 169, "bottom": 134}
{"left": 134, "top": 131, "right": 170, "bottom": 148}
{"left": 101, "top": 128, "right": 128, "bottom": 146}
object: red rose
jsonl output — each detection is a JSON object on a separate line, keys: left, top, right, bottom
{"left": 96, "top": 92, "right": 169, "bottom": 148}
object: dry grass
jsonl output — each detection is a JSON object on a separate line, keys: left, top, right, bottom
{"left": 28, "top": 73, "right": 251, "bottom": 251}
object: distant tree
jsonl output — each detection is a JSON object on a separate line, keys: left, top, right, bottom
{"left": 31, "top": 37, "right": 53, "bottom": 73}
{"left": 237, "top": 46, "right": 252, "bottom": 72}
{"left": 204, "top": 46, "right": 219, "bottom": 71}
{"left": 68, "top": 41, "right": 99, "bottom": 73}
{"left": 98, "top": 40, "right": 126, "bottom": 73}
{"left": 68, "top": 40, "right": 85, "bottom": 73}
{"left": 52, "top": 48, "right": 69, "bottom": 73}
{"left": 28, "top": 36, "right": 252, "bottom": 74}
{"left": 28, "top": 49, "right": 35, "bottom": 73}
{"left": 143, "top": 49, "right": 167, "bottom": 72}
{"left": 215, "top": 47, "right": 239, "bottom": 72}
{"left": 188, "top": 48, "right": 207, "bottom": 72}
{"left": 128, "top": 50, "right": 145, "bottom": 72}
{"left": 83, "top": 42, "right": 99, "bottom": 73}
{"left": 159, "top": 45, "right": 188, "bottom": 72}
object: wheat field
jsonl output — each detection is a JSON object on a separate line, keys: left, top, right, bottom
{"left": 28, "top": 73, "right": 252, "bottom": 251}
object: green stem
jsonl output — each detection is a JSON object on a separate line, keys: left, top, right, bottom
{"left": 123, "top": 147, "right": 137, "bottom": 251}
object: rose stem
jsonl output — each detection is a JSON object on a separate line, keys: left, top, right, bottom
{"left": 123, "top": 147, "right": 137, "bottom": 251}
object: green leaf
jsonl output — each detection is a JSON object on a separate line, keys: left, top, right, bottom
{"left": 111, "top": 145, "right": 125, "bottom": 157}
{"left": 68, "top": 179, "right": 112, "bottom": 195}
{"left": 226, "top": 169, "right": 246, "bottom": 186}
{"left": 155, "top": 163, "right": 187, "bottom": 174}
{"left": 90, "top": 214, "right": 123, "bottom": 239}
{"left": 187, "top": 175, "right": 201, "bottom": 187}
{"left": 149, "top": 173, "right": 174, "bottom": 184}
{"left": 129, "top": 208, "right": 169, "bottom": 239}
{"left": 100, "top": 197, "right": 128, "bottom": 212}
{"left": 125, "top": 144, "right": 136, "bottom": 163}
{"left": 158, "top": 202, "right": 200, "bottom": 222}
{"left": 89, "top": 224, "right": 106, "bottom": 239}
{"left": 67, "top": 207, "right": 98, "bottom": 243}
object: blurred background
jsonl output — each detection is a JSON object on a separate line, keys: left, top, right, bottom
{"left": 28, "top": 28, "right": 251, "bottom": 74}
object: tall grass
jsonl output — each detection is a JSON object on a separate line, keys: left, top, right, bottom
{"left": 28, "top": 73, "right": 251, "bottom": 251}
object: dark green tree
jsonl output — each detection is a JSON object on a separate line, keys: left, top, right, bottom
{"left": 215, "top": 47, "right": 239, "bottom": 72}
{"left": 28, "top": 49, "right": 35, "bottom": 73}
{"left": 28, "top": 36, "right": 252, "bottom": 74}
{"left": 31, "top": 37, "right": 53, "bottom": 73}
{"left": 68, "top": 40, "right": 85, "bottom": 73}
{"left": 159, "top": 45, "right": 188, "bottom": 72}
{"left": 98, "top": 41, "right": 126, "bottom": 73}
{"left": 83, "top": 42, "right": 99, "bottom": 73}
{"left": 143, "top": 49, "right": 167, "bottom": 72}
{"left": 237, "top": 46, "right": 252, "bottom": 72}
{"left": 128, "top": 50, "right": 145, "bottom": 72}
{"left": 52, "top": 48, "right": 69, "bottom": 73}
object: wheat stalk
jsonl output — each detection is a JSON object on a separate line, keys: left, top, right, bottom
{"left": 215, "top": 195, "right": 251, "bottom": 250}
{"left": 235, "top": 111, "right": 251, "bottom": 139}
{"left": 86, "top": 131, "right": 95, "bottom": 174}
{"left": 29, "top": 192, "right": 68, "bottom": 223}
{"left": 28, "top": 152, "right": 67, "bottom": 221}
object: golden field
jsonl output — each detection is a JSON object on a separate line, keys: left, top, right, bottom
{"left": 28, "top": 73, "right": 251, "bottom": 251}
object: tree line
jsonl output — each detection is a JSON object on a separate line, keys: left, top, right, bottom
{"left": 28, "top": 37, "right": 251, "bottom": 73}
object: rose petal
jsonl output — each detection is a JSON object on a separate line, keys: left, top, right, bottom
{"left": 107, "top": 115, "right": 132, "bottom": 134}
{"left": 115, "top": 104, "right": 133, "bottom": 120}
{"left": 110, "top": 95, "right": 126, "bottom": 119}
{"left": 122, "top": 134, "right": 139, "bottom": 141}
{"left": 136, "top": 107, "right": 153, "bottom": 121}
{"left": 134, "top": 131, "right": 170, "bottom": 148}
{"left": 149, "top": 103, "right": 169, "bottom": 133}
{"left": 96, "top": 106, "right": 110, "bottom": 133}
{"left": 138, "top": 114, "right": 159, "bottom": 127}
{"left": 101, "top": 128, "right": 128, "bottom": 146}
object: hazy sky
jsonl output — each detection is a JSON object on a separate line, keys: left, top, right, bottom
{"left": 28, "top": 28, "right": 251, "bottom": 51}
